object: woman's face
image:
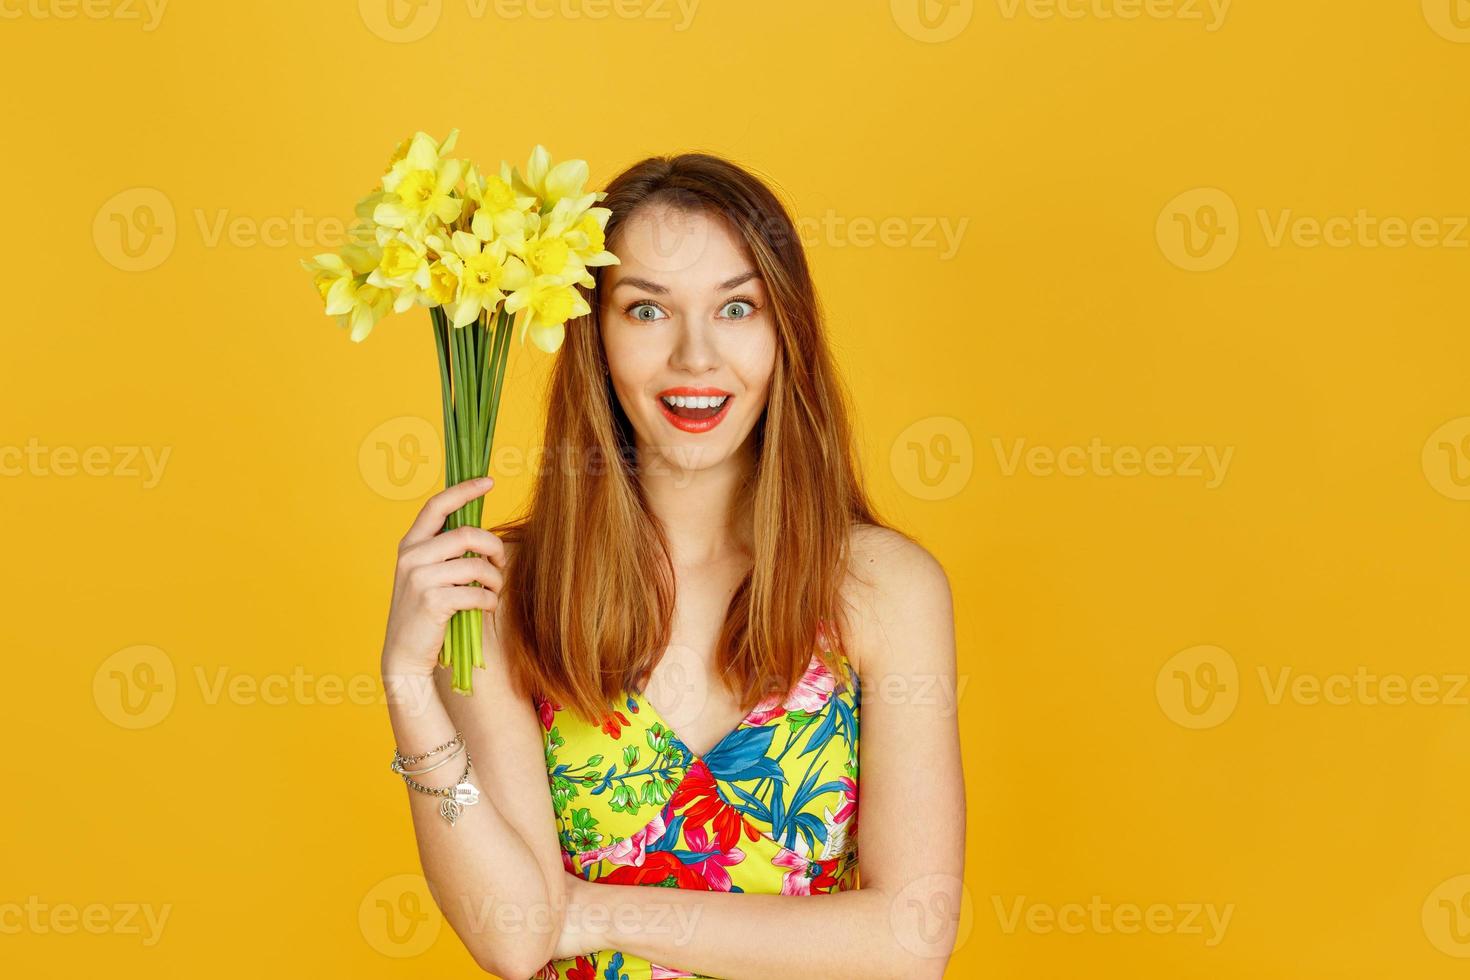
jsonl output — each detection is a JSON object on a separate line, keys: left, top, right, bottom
{"left": 600, "top": 205, "right": 778, "bottom": 477}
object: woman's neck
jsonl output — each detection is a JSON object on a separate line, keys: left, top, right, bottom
{"left": 637, "top": 440, "right": 755, "bottom": 568}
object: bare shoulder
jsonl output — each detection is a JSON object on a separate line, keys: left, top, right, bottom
{"left": 839, "top": 523, "right": 954, "bottom": 677}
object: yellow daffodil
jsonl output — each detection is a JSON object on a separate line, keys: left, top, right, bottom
{"left": 465, "top": 162, "right": 534, "bottom": 247}
{"left": 304, "top": 131, "right": 624, "bottom": 696}
{"left": 515, "top": 145, "right": 600, "bottom": 212}
{"left": 375, "top": 130, "right": 464, "bottom": 237}
{"left": 528, "top": 198, "right": 620, "bottom": 288}
{"left": 303, "top": 243, "right": 394, "bottom": 341}
{"left": 368, "top": 234, "right": 438, "bottom": 313}
{"left": 570, "top": 207, "right": 619, "bottom": 267}
{"left": 423, "top": 259, "right": 459, "bottom": 307}
{"left": 504, "top": 269, "right": 591, "bottom": 353}
{"left": 436, "top": 231, "right": 528, "bottom": 328}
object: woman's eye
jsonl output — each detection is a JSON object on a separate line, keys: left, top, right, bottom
{"left": 720, "top": 300, "right": 756, "bottom": 320}
{"left": 627, "top": 303, "right": 666, "bottom": 322}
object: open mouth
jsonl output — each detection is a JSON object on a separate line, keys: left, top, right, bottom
{"left": 657, "top": 391, "right": 733, "bottom": 432}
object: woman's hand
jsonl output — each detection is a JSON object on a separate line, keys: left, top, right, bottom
{"left": 380, "top": 476, "right": 507, "bottom": 678}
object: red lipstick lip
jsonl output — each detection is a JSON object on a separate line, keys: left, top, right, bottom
{"left": 656, "top": 386, "right": 733, "bottom": 398}
{"left": 656, "top": 390, "right": 734, "bottom": 433}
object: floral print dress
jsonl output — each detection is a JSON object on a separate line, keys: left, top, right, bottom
{"left": 532, "top": 646, "right": 861, "bottom": 980}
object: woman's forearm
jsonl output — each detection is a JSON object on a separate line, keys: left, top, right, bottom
{"left": 568, "top": 879, "right": 949, "bottom": 980}
{"left": 384, "top": 670, "right": 563, "bottom": 977}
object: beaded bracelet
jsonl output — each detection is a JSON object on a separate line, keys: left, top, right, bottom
{"left": 390, "top": 732, "right": 480, "bottom": 826}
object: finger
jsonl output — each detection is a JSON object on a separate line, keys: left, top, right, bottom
{"left": 401, "top": 477, "right": 494, "bottom": 548}
{"left": 412, "top": 557, "right": 504, "bottom": 593}
{"left": 405, "top": 526, "right": 507, "bottom": 569}
{"left": 438, "top": 585, "right": 501, "bottom": 614}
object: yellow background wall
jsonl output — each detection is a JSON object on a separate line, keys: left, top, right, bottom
{"left": 4, "top": 1, "right": 1468, "bottom": 976}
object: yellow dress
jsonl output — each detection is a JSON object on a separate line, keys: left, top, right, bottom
{"left": 531, "top": 641, "right": 860, "bottom": 980}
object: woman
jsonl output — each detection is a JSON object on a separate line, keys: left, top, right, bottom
{"left": 380, "top": 153, "right": 964, "bottom": 979}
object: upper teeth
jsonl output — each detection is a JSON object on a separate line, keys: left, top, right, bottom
{"left": 663, "top": 395, "right": 728, "bottom": 409}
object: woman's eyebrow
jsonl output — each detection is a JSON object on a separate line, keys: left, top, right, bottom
{"left": 611, "top": 276, "right": 669, "bottom": 294}
{"left": 610, "top": 271, "right": 762, "bottom": 295}
{"left": 717, "top": 270, "right": 761, "bottom": 291}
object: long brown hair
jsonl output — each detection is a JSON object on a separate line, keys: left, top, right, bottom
{"left": 495, "top": 152, "right": 887, "bottom": 721}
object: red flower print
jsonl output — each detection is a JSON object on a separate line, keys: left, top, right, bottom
{"left": 566, "top": 955, "right": 597, "bottom": 980}
{"left": 669, "top": 762, "right": 761, "bottom": 852}
{"left": 599, "top": 709, "right": 631, "bottom": 739}
{"left": 535, "top": 696, "right": 561, "bottom": 732}
{"left": 599, "top": 850, "right": 708, "bottom": 890}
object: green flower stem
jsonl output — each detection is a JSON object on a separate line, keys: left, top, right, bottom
{"left": 431, "top": 306, "right": 511, "bottom": 695}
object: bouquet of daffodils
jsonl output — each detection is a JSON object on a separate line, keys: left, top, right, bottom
{"left": 303, "top": 131, "right": 619, "bottom": 694}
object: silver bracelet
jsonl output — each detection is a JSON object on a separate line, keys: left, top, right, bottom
{"left": 391, "top": 747, "right": 480, "bottom": 826}
{"left": 392, "top": 740, "right": 465, "bottom": 776}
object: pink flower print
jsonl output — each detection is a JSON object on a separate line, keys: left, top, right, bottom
{"left": 580, "top": 812, "right": 668, "bottom": 866}
{"left": 744, "top": 656, "right": 837, "bottom": 725}
{"left": 682, "top": 825, "right": 745, "bottom": 892}
{"left": 832, "top": 775, "right": 857, "bottom": 825}
{"left": 771, "top": 847, "right": 839, "bottom": 895}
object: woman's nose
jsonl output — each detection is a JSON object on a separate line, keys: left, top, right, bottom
{"left": 669, "top": 320, "right": 720, "bottom": 375}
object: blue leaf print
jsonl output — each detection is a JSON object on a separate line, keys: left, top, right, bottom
{"left": 603, "top": 951, "right": 629, "bottom": 980}
{"left": 834, "top": 693, "right": 857, "bottom": 746}
{"left": 590, "top": 765, "right": 617, "bottom": 795}
{"left": 724, "top": 781, "right": 773, "bottom": 823}
{"left": 703, "top": 725, "right": 779, "bottom": 782}
{"left": 649, "top": 813, "right": 685, "bottom": 853}
{"left": 671, "top": 847, "right": 724, "bottom": 863}
{"left": 795, "top": 811, "right": 827, "bottom": 853}
{"left": 720, "top": 787, "right": 770, "bottom": 822}
{"left": 769, "top": 779, "right": 786, "bottom": 835}
{"left": 799, "top": 701, "right": 840, "bottom": 758}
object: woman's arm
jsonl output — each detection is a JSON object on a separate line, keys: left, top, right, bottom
{"left": 379, "top": 505, "right": 567, "bottom": 980}
{"left": 560, "top": 528, "right": 966, "bottom": 979}
{"left": 384, "top": 641, "right": 566, "bottom": 977}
